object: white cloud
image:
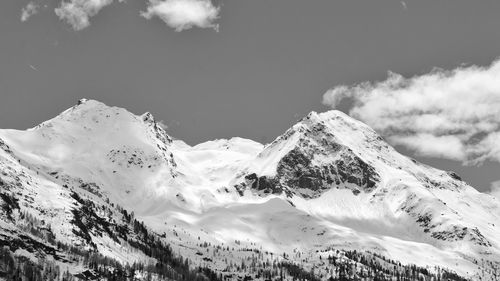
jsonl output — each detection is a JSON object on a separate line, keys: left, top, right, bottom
{"left": 490, "top": 181, "right": 500, "bottom": 200}
{"left": 323, "top": 59, "right": 500, "bottom": 164}
{"left": 55, "top": 0, "right": 119, "bottom": 31}
{"left": 21, "top": 2, "right": 39, "bottom": 22}
{"left": 391, "top": 134, "right": 466, "bottom": 161}
{"left": 142, "top": 0, "right": 219, "bottom": 32}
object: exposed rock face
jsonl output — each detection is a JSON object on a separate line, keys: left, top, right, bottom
{"left": 252, "top": 147, "right": 380, "bottom": 198}
{"left": 399, "top": 192, "right": 493, "bottom": 248}
{"left": 240, "top": 173, "right": 283, "bottom": 195}
{"left": 236, "top": 113, "right": 380, "bottom": 198}
{"left": 447, "top": 171, "right": 463, "bottom": 181}
{"left": 278, "top": 147, "right": 379, "bottom": 194}
{"left": 0, "top": 138, "right": 12, "bottom": 154}
{"left": 431, "top": 226, "right": 491, "bottom": 246}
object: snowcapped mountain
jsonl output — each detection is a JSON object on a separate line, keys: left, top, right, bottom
{"left": 1, "top": 99, "right": 499, "bottom": 280}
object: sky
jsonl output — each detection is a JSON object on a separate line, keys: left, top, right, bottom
{"left": 1, "top": 0, "right": 500, "bottom": 193}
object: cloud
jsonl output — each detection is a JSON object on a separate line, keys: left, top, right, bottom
{"left": 21, "top": 2, "right": 39, "bottom": 22}
{"left": 490, "top": 181, "right": 500, "bottom": 200}
{"left": 323, "top": 59, "right": 500, "bottom": 165}
{"left": 401, "top": 1, "right": 408, "bottom": 10}
{"left": 141, "top": 0, "right": 219, "bottom": 31}
{"left": 157, "top": 120, "right": 169, "bottom": 130}
{"left": 55, "top": 0, "right": 119, "bottom": 30}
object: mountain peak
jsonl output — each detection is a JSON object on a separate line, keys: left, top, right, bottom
{"left": 286, "top": 109, "right": 382, "bottom": 157}
{"left": 73, "top": 98, "right": 108, "bottom": 110}
{"left": 301, "top": 109, "right": 352, "bottom": 122}
{"left": 68, "top": 99, "right": 160, "bottom": 129}
{"left": 37, "top": 99, "right": 158, "bottom": 133}
{"left": 77, "top": 98, "right": 89, "bottom": 105}
{"left": 303, "top": 109, "right": 347, "bottom": 121}
{"left": 1, "top": 99, "right": 179, "bottom": 211}
{"left": 46, "top": 98, "right": 123, "bottom": 125}
{"left": 141, "top": 112, "right": 155, "bottom": 124}
{"left": 239, "top": 108, "right": 469, "bottom": 199}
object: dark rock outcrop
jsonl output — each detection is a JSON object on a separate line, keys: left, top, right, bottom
{"left": 237, "top": 119, "right": 380, "bottom": 198}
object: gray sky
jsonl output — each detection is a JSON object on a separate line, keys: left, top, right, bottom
{"left": 1, "top": 0, "right": 500, "bottom": 192}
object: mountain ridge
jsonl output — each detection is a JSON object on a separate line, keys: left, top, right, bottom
{"left": 0, "top": 99, "right": 499, "bottom": 280}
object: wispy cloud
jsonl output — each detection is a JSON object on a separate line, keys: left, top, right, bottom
{"left": 323, "top": 59, "right": 500, "bottom": 165}
{"left": 157, "top": 120, "right": 169, "bottom": 130}
{"left": 490, "top": 181, "right": 500, "bottom": 199}
{"left": 400, "top": 1, "right": 408, "bottom": 10}
{"left": 21, "top": 2, "right": 39, "bottom": 22}
{"left": 141, "top": 0, "right": 219, "bottom": 32}
{"left": 55, "top": 0, "right": 121, "bottom": 31}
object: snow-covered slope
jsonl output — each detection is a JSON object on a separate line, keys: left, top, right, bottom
{"left": 1, "top": 99, "right": 499, "bottom": 280}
